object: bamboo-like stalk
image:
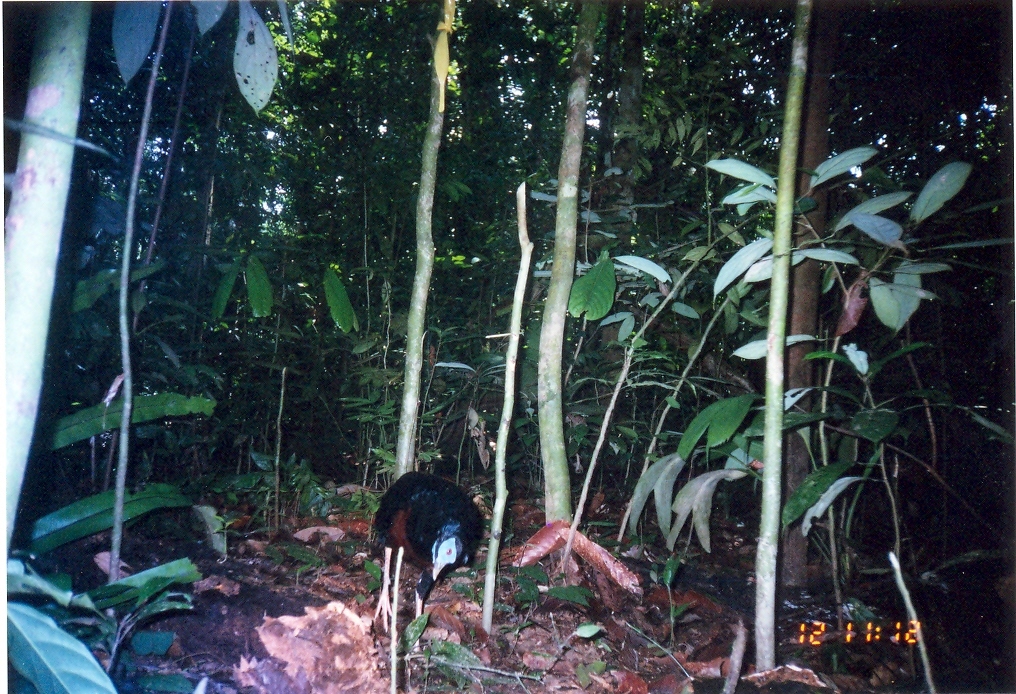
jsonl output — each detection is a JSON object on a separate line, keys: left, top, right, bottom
{"left": 754, "top": 0, "right": 812, "bottom": 669}
{"left": 537, "top": 1, "right": 600, "bottom": 522}
{"left": 5, "top": 2, "right": 91, "bottom": 544}
{"left": 481, "top": 183, "right": 533, "bottom": 633}
{"left": 394, "top": 5, "right": 450, "bottom": 479}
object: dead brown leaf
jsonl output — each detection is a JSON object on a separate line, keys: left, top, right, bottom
{"left": 835, "top": 275, "right": 868, "bottom": 337}
{"left": 241, "top": 600, "right": 386, "bottom": 694}
{"left": 193, "top": 574, "right": 241, "bottom": 597}
{"left": 293, "top": 525, "right": 346, "bottom": 543}
{"left": 614, "top": 670, "right": 650, "bottom": 694}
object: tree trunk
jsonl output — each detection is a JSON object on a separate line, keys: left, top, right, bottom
{"left": 5, "top": 2, "right": 91, "bottom": 543}
{"left": 538, "top": 2, "right": 600, "bottom": 522}
{"left": 755, "top": 0, "right": 812, "bottom": 671}
{"left": 394, "top": 37, "right": 447, "bottom": 479}
{"left": 780, "top": 1, "right": 840, "bottom": 590}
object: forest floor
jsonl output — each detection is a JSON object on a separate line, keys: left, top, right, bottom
{"left": 46, "top": 482, "right": 1011, "bottom": 694}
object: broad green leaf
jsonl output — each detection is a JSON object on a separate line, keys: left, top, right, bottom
{"left": 870, "top": 265, "right": 925, "bottom": 332}
{"left": 72, "top": 260, "right": 167, "bottom": 313}
{"left": 892, "top": 261, "right": 951, "bottom": 275}
{"left": 911, "top": 162, "right": 972, "bottom": 223}
{"left": 672, "top": 302, "right": 699, "bottom": 319}
{"left": 192, "top": 506, "right": 227, "bottom": 556}
{"left": 8, "top": 602, "right": 117, "bottom": 694}
{"left": 677, "top": 395, "right": 755, "bottom": 459}
{"left": 652, "top": 454, "right": 687, "bottom": 538}
{"left": 31, "top": 484, "right": 192, "bottom": 555}
{"left": 400, "top": 613, "right": 430, "bottom": 653}
{"left": 850, "top": 409, "right": 899, "bottom": 443}
{"left": 667, "top": 470, "right": 747, "bottom": 551}
{"left": 713, "top": 238, "right": 773, "bottom": 297}
{"left": 741, "top": 252, "right": 806, "bottom": 283}
{"left": 599, "top": 311, "right": 631, "bottom": 327}
{"left": 834, "top": 192, "right": 912, "bottom": 231}
{"left": 969, "top": 411, "right": 1014, "bottom": 444}
{"left": 234, "top": 1, "right": 279, "bottom": 112}
{"left": 211, "top": 260, "right": 241, "bottom": 320}
{"left": 627, "top": 454, "right": 685, "bottom": 536}
{"left": 781, "top": 461, "right": 855, "bottom": 528}
{"left": 794, "top": 248, "right": 859, "bottom": 265}
{"left": 323, "top": 268, "right": 359, "bottom": 332}
{"left": 51, "top": 393, "right": 216, "bottom": 450}
{"left": 801, "top": 476, "right": 862, "bottom": 536}
{"left": 732, "top": 334, "right": 814, "bottom": 360}
{"left": 575, "top": 623, "right": 604, "bottom": 639}
{"left": 546, "top": 585, "right": 592, "bottom": 607}
{"left": 614, "top": 255, "right": 671, "bottom": 283}
{"left": 113, "top": 1, "right": 160, "bottom": 84}
{"left": 705, "top": 158, "right": 776, "bottom": 188}
{"left": 130, "top": 630, "right": 175, "bottom": 656}
{"left": 135, "top": 673, "right": 195, "bottom": 693}
{"left": 429, "top": 639, "right": 484, "bottom": 668}
{"left": 244, "top": 255, "right": 273, "bottom": 317}
{"left": 86, "top": 558, "right": 201, "bottom": 610}
{"left": 809, "top": 146, "right": 878, "bottom": 188}
{"left": 569, "top": 254, "right": 616, "bottom": 321}
{"left": 193, "top": 0, "right": 227, "bottom": 34}
{"left": 617, "top": 313, "right": 635, "bottom": 342}
{"left": 849, "top": 213, "right": 904, "bottom": 249}
{"left": 7, "top": 561, "right": 73, "bottom": 606}
{"left": 721, "top": 183, "right": 777, "bottom": 207}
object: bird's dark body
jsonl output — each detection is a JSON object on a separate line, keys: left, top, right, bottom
{"left": 374, "top": 472, "right": 482, "bottom": 604}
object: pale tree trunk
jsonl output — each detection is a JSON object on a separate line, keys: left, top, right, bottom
{"left": 755, "top": 0, "right": 812, "bottom": 671}
{"left": 394, "top": 37, "right": 447, "bottom": 479}
{"left": 5, "top": 2, "right": 91, "bottom": 543}
{"left": 538, "top": 2, "right": 600, "bottom": 522}
{"left": 781, "top": 1, "right": 840, "bottom": 589}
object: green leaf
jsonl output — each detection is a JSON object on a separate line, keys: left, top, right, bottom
{"left": 575, "top": 623, "right": 603, "bottom": 639}
{"left": 714, "top": 238, "right": 773, "bottom": 297}
{"left": 113, "top": 1, "right": 160, "bottom": 84}
{"left": 134, "top": 673, "right": 195, "bottom": 693}
{"left": 72, "top": 260, "right": 167, "bottom": 313}
{"left": 850, "top": 409, "right": 899, "bottom": 443}
{"left": 8, "top": 602, "right": 117, "bottom": 694}
{"left": 672, "top": 302, "right": 700, "bottom": 319}
{"left": 870, "top": 265, "right": 927, "bottom": 332}
{"left": 429, "top": 639, "right": 484, "bottom": 668}
{"left": 809, "top": 146, "right": 878, "bottom": 188}
{"left": 801, "top": 476, "right": 862, "bottom": 536}
{"left": 234, "top": 1, "right": 279, "bottom": 112}
{"left": 911, "top": 162, "right": 972, "bottom": 223}
{"left": 192, "top": 505, "right": 227, "bottom": 555}
{"left": 211, "top": 260, "right": 241, "bottom": 320}
{"left": 834, "top": 192, "right": 912, "bottom": 231}
{"left": 400, "top": 613, "right": 430, "bottom": 653}
{"left": 705, "top": 158, "right": 776, "bottom": 188}
{"left": 30, "top": 484, "right": 192, "bottom": 555}
{"left": 733, "top": 334, "right": 814, "bottom": 360}
{"left": 86, "top": 558, "right": 201, "bottom": 611}
{"left": 782, "top": 461, "right": 855, "bottom": 528}
{"left": 363, "top": 560, "right": 382, "bottom": 581}
{"left": 244, "top": 255, "right": 273, "bottom": 317}
{"left": 130, "top": 630, "right": 175, "bottom": 656}
{"left": 546, "top": 585, "right": 592, "bottom": 607}
{"left": 667, "top": 469, "right": 747, "bottom": 552}
{"left": 848, "top": 213, "right": 904, "bottom": 249}
{"left": 7, "top": 561, "right": 74, "bottom": 606}
{"left": 614, "top": 255, "right": 670, "bottom": 283}
{"left": 652, "top": 454, "right": 688, "bottom": 539}
{"left": 677, "top": 395, "right": 755, "bottom": 460}
{"left": 194, "top": 1, "right": 227, "bottom": 34}
{"left": 794, "top": 248, "right": 859, "bottom": 265}
{"left": 721, "top": 183, "right": 777, "bottom": 207}
{"left": 51, "top": 393, "right": 216, "bottom": 450}
{"left": 324, "top": 268, "right": 359, "bottom": 332}
{"left": 569, "top": 254, "right": 616, "bottom": 321}
{"left": 627, "top": 454, "right": 685, "bottom": 537}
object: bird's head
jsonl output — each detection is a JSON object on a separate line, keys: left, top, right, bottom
{"left": 432, "top": 527, "right": 465, "bottom": 581}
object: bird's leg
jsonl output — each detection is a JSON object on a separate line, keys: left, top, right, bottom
{"left": 373, "top": 546, "right": 393, "bottom": 632}
{"left": 416, "top": 593, "right": 423, "bottom": 619}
